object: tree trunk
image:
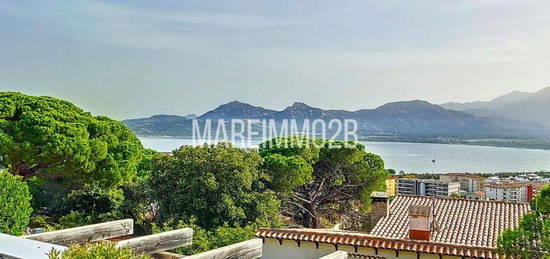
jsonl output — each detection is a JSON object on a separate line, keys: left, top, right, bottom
{"left": 12, "top": 163, "right": 39, "bottom": 179}
{"left": 11, "top": 163, "right": 57, "bottom": 179}
{"left": 308, "top": 203, "right": 319, "bottom": 228}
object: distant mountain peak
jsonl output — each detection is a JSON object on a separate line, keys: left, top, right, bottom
{"left": 376, "top": 100, "right": 438, "bottom": 111}
{"left": 285, "top": 102, "right": 315, "bottom": 110}
{"left": 536, "top": 86, "right": 550, "bottom": 94}
{"left": 149, "top": 114, "right": 196, "bottom": 120}
{"left": 219, "top": 100, "right": 253, "bottom": 107}
{"left": 124, "top": 97, "right": 550, "bottom": 137}
{"left": 440, "top": 86, "right": 550, "bottom": 126}
{"left": 199, "top": 100, "right": 276, "bottom": 119}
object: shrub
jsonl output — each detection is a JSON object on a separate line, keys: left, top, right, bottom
{"left": 0, "top": 170, "right": 32, "bottom": 235}
{"left": 53, "top": 185, "right": 124, "bottom": 228}
{"left": 48, "top": 242, "right": 150, "bottom": 259}
{"left": 151, "top": 218, "right": 257, "bottom": 255}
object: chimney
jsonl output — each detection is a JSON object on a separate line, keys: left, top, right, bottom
{"left": 409, "top": 205, "right": 432, "bottom": 241}
{"left": 369, "top": 192, "right": 389, "bottom": 227}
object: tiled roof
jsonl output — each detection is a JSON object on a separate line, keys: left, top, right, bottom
{"left": 486, "top": 181, "right": 546, "bottom": 189}
{"left": 370, "top": 195, "right": 531, "bottom": 248}
{"left": 256, "top": 228, "right": 500, "bottom": 258}
{"left": 348, "top": 253, "right": 385, "bottom": 258}
{"left": 442, "top": 173, "right": 485, "bottom": 179}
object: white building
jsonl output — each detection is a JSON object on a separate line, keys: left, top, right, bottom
{"left": 439, "top": 173, "right": 485, "bottom": 193}
{"left": 397, "top": 178, "right": 460, "bottom": 197}
{"left": 485, "top": 182, "right": 538, "bottom": 203}
{"left": 486, "top": 176, "right": 500, "bottom": 185}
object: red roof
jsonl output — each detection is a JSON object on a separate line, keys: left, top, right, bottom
{"left": 256, "top": 228, "right": 500, "bottom": 258}
{"left": 257, "top": 195, "right": 530, "bottom": 259}
{"left": 371, "top": 195, "right": 531, "bottom": 247}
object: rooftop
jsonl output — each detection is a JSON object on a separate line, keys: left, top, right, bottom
{"left": 442, "top": 173, "right": 486, "bottom": 179}
{"left": 257, "top": 195, "right": 530, "bottom": 259}
{"left": 485, "top": 181, "right": 545, "bottom": 189}
{"left": 370, "top": 195, "right": 530, "bottom": 248}
{"left": 256, "top": 228, "right": 499, "bottom": 258}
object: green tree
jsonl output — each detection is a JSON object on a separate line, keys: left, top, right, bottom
{"left": 149, "top": 142, "right": 280, "bottom": 229}
{"left": 52, "top": 185, "right": 124, "bottom": 228}
{"left": 0, "top": 92, "right": 143, "bottom": 187}
{"left": 259, "top": 136, "right": 388, "bottom": 229}
{"left": 48, "top": 242, "right": 150, "bottom": 259}
{"left": 0, "top": 170, "right": 32, "bottom": 235}
{"left": 498, "top": 184, "right": 550, "bottom": 258}
{"left": 119, "top": 178, "right": 158, "bottom": 235}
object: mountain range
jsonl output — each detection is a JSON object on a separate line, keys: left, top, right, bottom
{"left": 441, "top": 87, "right": 550, "bottom": 126}
{"left": 124, "top": 99, "right": 550, "bottom": 138}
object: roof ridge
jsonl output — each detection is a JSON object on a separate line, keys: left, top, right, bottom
{"left": 256, "top": 228, "right": 499, "bottom": 258}
{"left": 396, "top": 194, "right": 531, "bottom": 205}
{"left": 256, "top": 228, "right": 497, "bottom": 249}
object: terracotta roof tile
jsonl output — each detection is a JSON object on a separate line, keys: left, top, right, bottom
{"left": 370, "top": 195, "right": 531, "bottom": 247}
{"left": 256, "top": 228, "right": 500, "bottom": 258}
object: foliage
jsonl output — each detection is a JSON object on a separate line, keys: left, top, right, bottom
{"left": 0, "top": 92, "right": 143, "bottom": 187}
{"left": 26, "top": 176, "right": 80, "bottom": 214}
{"left": 450, "top": 193, "right": 461, "bottom": 199}
{"left": 149, "top": 142, "right": 280, "bottom": 229}
{"left": 28, "top": 214, "right": 57, "bottom": 231}
{"left": 0, "top": 170, "right": 32, "bottom": 235}
{"left": 262, "top": 153, "right": 313, "bottom": 193}
{"left": 259, "top": 136, "right": 388, "bottom": 229}
{"left": 48, "top": 242, "right": 150, "bottom": 259}
{"left": 537, "top": 185, "right": 550, "bottom": 215}
{"left": 118, "top": 177, "right": 158, "bottom": 235}
{"left": 135, "top": 148, "right": 157, "bottom": 179}
{"left": 152, "top": 218, "right": 257, "bottom": 255}
{"left": 497, "top": 184, "right": 550, "bottom": 258}
{"left": 52, "top": 185, "right": 124, "bottom": 228}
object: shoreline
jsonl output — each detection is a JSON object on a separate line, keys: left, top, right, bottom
{"left": 136, "top": 135, "right": 550, "bottom": 151}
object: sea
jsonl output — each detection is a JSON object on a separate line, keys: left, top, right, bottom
{"left": 139, "top": 137, "right": 550, "bottom": 173}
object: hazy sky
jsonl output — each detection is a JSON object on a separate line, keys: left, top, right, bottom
{"left": 2, "top": 1, "right": 550, "bottom": 119}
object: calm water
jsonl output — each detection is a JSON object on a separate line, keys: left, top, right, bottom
{"left": 139, "top": 137, "right": 550, "bottom": 173}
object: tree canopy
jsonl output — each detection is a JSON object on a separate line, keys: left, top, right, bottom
{"left": 498, "top": 184, "right": 550, "bottom": 258}
{"left": 149, "top": 142, "right": 280, "bottom": 229}
{"left": 0, "top": 170, "right": 32, "bottom": 235}
{"left": 0, "top": 92, "right": 143, "bottom": 186}
{"left": 259, "top": 136, "right": 388, "bottom": 229}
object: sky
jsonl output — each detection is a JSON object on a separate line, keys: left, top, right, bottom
{"left": 1, "top": 1, "right": 550, "bottom": 119}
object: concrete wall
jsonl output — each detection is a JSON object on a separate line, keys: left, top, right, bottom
{"left": 386, "top": 178, "right": 397, "bottom": 196}
{"left": 261, "top": 238, "right": 472, "bottom": 259}
{"left": 485, "top": 186, "right": 528, "bottom": 202}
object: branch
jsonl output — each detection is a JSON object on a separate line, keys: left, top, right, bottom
{"left": 292, "top": 193, "right": 312, "bottom": 204}
{"left": 286, "top": 200, "right": 316, "bottom": 219}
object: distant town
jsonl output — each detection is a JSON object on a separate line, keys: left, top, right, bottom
{"left": 388, "top": 172, "right": 547, "bottom": 203}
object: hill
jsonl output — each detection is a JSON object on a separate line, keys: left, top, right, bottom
{"left": 442, "top": 87, "right": 550, "bottom": 126}
{"left": 123, "top": 100, "right": 550, "bottom": 138}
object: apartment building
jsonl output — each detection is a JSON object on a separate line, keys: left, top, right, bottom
{"left": 485, "top": 182, "right": 545, "bottom": 202}
{"left": 397, "top": 178, "right": 460, "bottom": 197}
{"left": 385, "top": 176, "right": 398, "bottom": 196}
{"left": 439, "top": 173, "right": 486, "bottom": 193}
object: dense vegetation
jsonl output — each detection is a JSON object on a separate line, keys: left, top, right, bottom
{"left": 0, "top": 170, "right": 32, "bottom": 235}
{"left": 0, "top": 92, "right": 388, "bottom": 255}
{"left": 48, "top": 243, "right": 150, "bottom": 259}
{"left": 0, "top": 92, "right": 143, "bottom": 186}
{"left": 259, "top": 137, "right": 387, "bottom": 229}
{"left": 149, "top": 143, "right": 281, "bottom": 229}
